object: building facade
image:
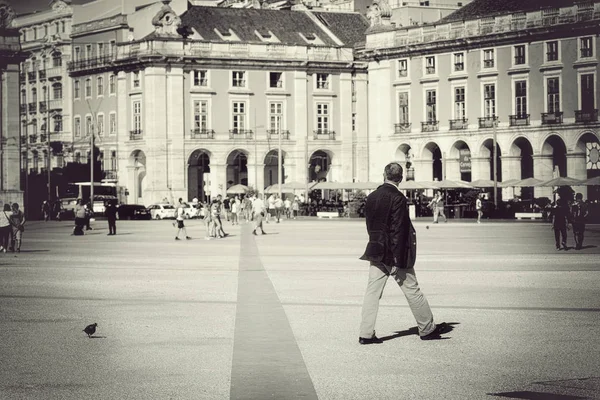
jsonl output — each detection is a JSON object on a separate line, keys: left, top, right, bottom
{"left": 358, "top": 0, "right": 600, "bottom": 200}
{"left": 0, "top": 1, "right": 25, "bottom": 207}
{"left": 68, "top": 2, "right": 369, "bottom": 205}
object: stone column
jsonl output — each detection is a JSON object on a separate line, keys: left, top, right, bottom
{"left": 257, "top": 163, "right": 265, "bottom": 194}
{"left": 354, "top": 73, "right": 369, "bottom": 182}
{"left": 500, "top": 155, "right": 521, "bottom": 200}
{"left": 293, "top": 71, "right": 308, "bottom": 183}
{"left": 533, "top": 154, "right": 554, "bottom": 198}
{"left": 567, "top": 152, "right": 587, "bottom": 198}
{"left": 445, "top": 158, "right": 460, "bottom": 181}
{"left": 339, "top": 72, "right": 353, "bottom": 182}
{"left": 471, "top": 157, "right": 491, "bottom": 181}
{"left": 166, "top": 66, "right": 186, "bottom": 200}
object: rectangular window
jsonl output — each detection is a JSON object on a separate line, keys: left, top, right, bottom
{"left": 232, "top": 101, "right": 246, "bottom": 131}
{"left": 453, "top": 53, "right": 464, "bottom": 72}
{"left": 85, "top": 115, "right": 92, "bottom": 136}
{"left": 426, "top": 90, "right": 436, "bottom": 122}
{"left": 232, "top": 71, "right": 246, "bottom": 88}
{"left": 74, "top": 80, "right": 80, "bottom": 98}
{"left": 269, "top": 72, "right": 283, "bottom": 88}
{"left": 193, "top": 100, "right": 208, "bottom": 131}
{"left": 193, "top": 70, "right": 208, "bottom": 87}
{"left": 484, "top": 84, "right": 496, "bottom": 117}
{"left": 133, "top": 101, "right": 142, "bottom": 131}
{"left": 425, "top": 56, "right": 435, "bottom": 74}
{"left": 74, "top": 117, "right": 81, "bottom": 137}
{"left": 580, "top": 37, "right": 593, "bottom": 58}
{"left": 74, "top": 47, "right": 80, "bottom": 62}
{"left": 397, "top": 59, "right": 408, "bottom": 77}
{"left": 514, "top": 45, "right": 526, "bottom": 65}
{"left": 53, "top": 83, "right": 62, "bottom": 99}
{"left": 109, "top": 113, "right": 116, "bottom": 135}
{"left": 454, "top": 87, "right": 466, "bottom": 119}
{"left": 53, "top": 115, "right": 62, "bottom": 132}
{"left": 110, "top": 40, "right": 116, "bottom": 57}
{"left": 85, "top": 78, "right": 92, "bottom": 97}
{"left": 316, "top": 103, "right": 329, "bottom": 131}
{"left": 97, "top": 76, "right": 104, "bottom": 96}
{"left": 398, "top": 92, "right": 409, "bottom": 124}
{"left": 546, "top": 41, "right": 559, "bottom": 61}
{"left": 547, "top": 78, "right": 560, "bottom": 113}
{"left": 85, "top": 44, "right": 92, "bottom": 60}
{"left": 581, "top": 74, "right": 595, "bottom": 110}
{"left": 111, "top": 150, "right": 117, "bottom": 170}
{"left": 515, "top": 80, "right": 527, "bottom": 116}
{"left": 132, "top": 71, "right": 140, "bottom": 88}
{"left": 483, "top": 49, "right": 494, "bottom": 68}
{"left": 97, "top": 114, "right": 104, "bottom": 136}
{"left": 269, "top": 102, "right": 283, "bottom": 131}
{"left": 316, "top": 73, "right": 330, "bottom": 89}
{"left": 109, "top": 75, "right": 115, "bottom": 94}
{"left": 98, "top": 42, "right": 104, "bottom": 57}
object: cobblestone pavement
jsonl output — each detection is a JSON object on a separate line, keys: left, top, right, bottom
{"left": 1, "top": 218, "right": 599, "bottom": 399}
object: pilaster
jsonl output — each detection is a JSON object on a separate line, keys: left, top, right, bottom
{"left": 533, "top": 154, "right": 554, "bottom": 198}
{"left": 567, "top": 152, "right": 587, "bottom": 198}
{"left": 293, "top": 70, "right": 308, "bottom": 183}
{"left": 354, "top": 73, "right": 369, "bottom": 182}
{"left": 471, "top": 157, "right": 491, "bottom": 182}
{"left": 339, "top": 72, "right": 353, "bottom": 182}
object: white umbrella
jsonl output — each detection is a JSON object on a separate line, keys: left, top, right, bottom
{"left": 226, "top": 184, "right": 250, "bottom": 194}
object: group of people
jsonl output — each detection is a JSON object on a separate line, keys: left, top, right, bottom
{"left": 551, "top": 193, "right": 590, "bottom": 250}
{"left": 0, "top": 202, "right": 26, "bottom": 253}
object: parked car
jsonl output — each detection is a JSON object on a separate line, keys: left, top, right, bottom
{"left": 117, "top": 204, "right": 151, "bottom": 220}
{"left": 181, "top": 203, "right": 200, "bottom": 219}
{"left": 147, "top": 204, "right": 176, "bottom": 220}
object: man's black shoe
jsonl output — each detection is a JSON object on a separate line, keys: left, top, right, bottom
{"left": 252, "top": 231, "right": 257, "bottom": 236}
{"left": 261, "top": 231, "right": 267, "bottom": 235}
{"left": 420, "top": 322, "right": 451, "bottom": 340}
{"left": 359, "top": 336, "right": 383, "bottom": 345}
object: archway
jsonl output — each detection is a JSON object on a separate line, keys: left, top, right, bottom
{"left": 309, "top": 150, "right": 332, "bottom": 182}
{"left": 480, "top": 139, "right": 502, "bottom": 182}
{"left": 449, "top": 140, "right": 472, "bottom": 182}
{"left": 264, "top": 149, "right": 286, "bottom": 188}
{"left": 575, "top": 131, "right": 600, "bottom": 201}
{"left": 188, "top": 149, "right": 210, "bottom": 202}
{"left": 395, "top": 144, "right": 414, "bottom": 180}
{"left": 510, "top": 137, "right": 534, "bottom": 199}
{"left": 129, "top": 150, "right": 146, "bottom": 204}
{"left": 541, "top": 135, "right": 567, "bottom": 177}
{"left": 226, "top": 149, "right": 248, "bottom": 188}
{"left": 422, "top": 142, "right": 442, "bottom": 181}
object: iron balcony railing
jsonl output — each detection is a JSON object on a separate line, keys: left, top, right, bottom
{"left": 267, "top": 130, "right": 290, "bottom": 139}
{"left": 449, "top": 118, "right": 468, "bottom": 130}
{"left": 394, "top": 123, "right": 411, "bottom": 134}
{"left": 229, "top": 129, "right": 253, "bottom": 139}
{"left": 104, "top": 170, "right": 118, "bottom": 180}
{"left": 48, "top": 99, "right": 62, "bottom": 110}
{"left": 28, "top": 102, "right": 37, "bottom": 113}
{"left": 129, "top": 129, "right": 143, "bottom": 140}
{"left": 67, "top": 56, "right": 112, "bottom": 72}
{"left": 29, "top": 135, "right": 37, "bottom": 144}
{"left": 190, "top": 129, "right": 215, "bottom": 139}
{"left": 421, "top": 121, "right": 439, "bottom": 132}
{"left": 21, "top": 136, "right": 27, "bottom": 145}
{"left": 541, "top": 112, "right": 563, "bottom": 125}
{"left": 478, "top": 116, "right": 498, "bottom": 129}
{"left": 483, "top": 59, "right": 494, "bottom": 68}
{"left": 313, "top": 130, "right": 336, "bottom": 140}
{"left": 509, "top": 114, "right": 530, "bottom": 126}
{"left": 575, "top": 109, "right": 599, "bottom": 123}
{"left": 40, "top": 133, "right": 47, "bottom": 143}
{"left": 454, "top": 62, "right": 464, "bottom": 71}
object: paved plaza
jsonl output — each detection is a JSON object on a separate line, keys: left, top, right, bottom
{"left": 1, "top": 217, "right": 599, "bottom": 399}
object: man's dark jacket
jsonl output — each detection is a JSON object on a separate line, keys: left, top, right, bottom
{"left": 360, "top": 182, "right": 416, "bottom": 269}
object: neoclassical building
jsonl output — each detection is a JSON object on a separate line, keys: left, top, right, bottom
{"left": 68, "top": 1, "right": 369, "bottom": 205}
{"left": 358, "top": 0, "right": 600, "bottom": 200}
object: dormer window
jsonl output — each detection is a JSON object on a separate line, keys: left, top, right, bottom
{"left": 258, "top": 29, "right": 271, "bottom": 38}
{"left": 269, "top": 72, "right": 283, "bottom": 88}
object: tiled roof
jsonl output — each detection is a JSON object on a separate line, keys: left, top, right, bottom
{"left": 180, "top": 6, "right": 366, "bottom": 46}
{"left": 440, "top": 0, "right": 579, "bottom": 23}
{"left": 311, "top": 11, "right": 369, "bottom": 46}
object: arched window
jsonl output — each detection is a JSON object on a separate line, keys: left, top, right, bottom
{"left": 31, "top": 88, "right": 37, "bottom": 103}
{"left": 21, "top": 89, "right": 26, "bottom": 104}
{"left": 32, "top": 151, "right": 39, "bottom": 169}
{"left": 53, "top": 83, "right": 62, "bottom": 99}
{"left": 31, "top": 119, "right": 37, "bottom": 135}
{"left": 52, "top": 52, "right": 62, "bottom": 67}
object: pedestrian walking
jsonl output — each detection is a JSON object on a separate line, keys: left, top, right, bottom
{"left": 292, "top": 197, "right": 299, "bottom": 219}
{"left": 223, "top": 197, "right": 231, "bottom": 222}
{"left": 552, "top": 198, "right": 570, "bottom": 250}
{"left": 244, "top": 196, "right": 253, "bottom": 222}
{"left": 215, "top": 195, "right": 228, "bottom": 237}
{"left": 9, "top": 203, "right": 26, "bottom": 252}
{"left": 203, "top": 202, "right": 215, "bottom": 239}
{"left": 274, "top": 195, "right": 283, "bottom": 223}
{"left": 53, "top": 200, "right": 62, "bottom": 221}
{"left": 570, "top": 193, "right": 588, "bottom": 250}
{"left": 105, "top": 200, "right": 118, "bottom": 235}
{"left": 42, "top": 201, "right": 51, "bottom": 221}
{"left": 476, "top": 194, "right": 483, "bottom": 224}
{"left": 84, "top": 202, "right": 93, "bottom": 230}
{"left": 358, "top": 162, "right": 450, "bottom": 344}
{"left": 428, "top": 190, "right": 447, "bottom": 223}
{"left": 175, "top": 198, "right": 191, "bottom": 240}
{"left": 73, "top": 199, "right": 86, "bottom": 235}
{"left": 231, "top": 196, "right": 240, "bottom": 225}
{"left": 252, "top": 194, "right": 267, "bottom": 236}
{"left": 284, "top": 197, "right": 291, "bottom": 219}
{"left": 0, "top": 204, "right": 11, "bottom": 252}
{"left": 266, "top": 194, "right": 276, "bottom": 223}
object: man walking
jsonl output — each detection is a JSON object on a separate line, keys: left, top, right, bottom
{"left": 175, "top": 198, "right": 191, "bottom": 241}
{"left": 358, "top": 162, "right": 450, "bottom": 344}
{"left": 571, "top": 193, "right": 588, "bottom": 250}
{"left": 252, "top": 194, "right": 267, "bottom": 236}
{"left": 476, "top": 194, "right": 483, "bottom": 224}
{"left": 105, "top": 200, "right": 118, "bottom": 235}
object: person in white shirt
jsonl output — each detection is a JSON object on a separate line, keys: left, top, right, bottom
{"left": 231, "top": 196, "right": 240, "bottom": 225}
{"left": 175, "top": 198, "right": 191, "bottom": 240}
{"left": 267, "top": 194, "right": 276, "bottom": 223}
{"left": 284, "top": 197, "right": 291, "bottom": 219}
{"left": 476, "top": 194, "right": 483, "bottom": 224}
{"left": 274, "top": 195, "right": 284, "bottom": 223}
{"left": 252, "top": 194, "right": 267, "bottom": 236}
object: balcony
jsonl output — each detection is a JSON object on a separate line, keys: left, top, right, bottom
{"left": 48, "top": 99, "right": 62, "bottom": 110}
{"left": 67, "top": 56, "right": 112, "bottom": 73}
{"left": 267, "top": 130, "right": 290, "bottom": 140}
{"left": 29, "top": 135, "right": 37, "bottom": 144}
{"left": 190, "top": 129, "right": 215, "bottom": 139}
{"left": 39, "top": 101, "right": 47, "bottom": 113}
{"left": 38, "top": 70, "right": 46, "bottom": 80}
{"left": 129, "top": 130, "right": 143, "bottom": 140}
{"left": 28, "top": 102, "right": 37, "bottom": 113}
{"left": 46, "top": 67, "right": 62, "bottom": 79}
{"left": 19, "top": 72, "right": 25, "bottom": 82}
{"left": 20, "top": 104, "right": 26, "bottom": 114}
{"left": 40, "top": 133, "right": 47, "bottom": 143}
{"left": 541, "top": 112, "right": 563, "bottom": 125}
{"left": 421, "top": 121, "right": 439, "bottom": 132}
{"left": 509, "top": 114, "right": 530, "bottom": 126}
{"left": 449, "top": 118, "right": 469, "bottom": 130}
{"left": 229, "top": 129, "right": 253, "bottom": 139}
{"left": 21, "top": 136, "right": 27, "bottom": 145}
{"left": 104, "top": 170, "right": 118, "bottom": 180}
{"left": 394, "top": 123, "right": 411, "bottom": 134}
{"left": 313, "top": 130, "right": 336, "bottom": 140}
{"left": 27, "top": 71, "right": 36, "bottom": 81}
{"left": 575, "top": 109, "right": 599, "bottom": 123}
{"left": 478, "top": 116, "right": 498, "bottom": 129}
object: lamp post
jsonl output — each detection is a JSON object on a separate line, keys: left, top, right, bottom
{"left": 492, "top": 115, "right": 498, "bottom": 208}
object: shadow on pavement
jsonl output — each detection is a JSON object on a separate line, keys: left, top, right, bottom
{"left": 380, "top": 322, "right": 459, "bottom": 342}
{"left": 88, "top": 336, "right": 107, "bottom": 339}
{"left": 579, "top": 245, "right": 597, "bottom": 250}
{"left": 487, "top": 390, "right": 586, "bottom": 399}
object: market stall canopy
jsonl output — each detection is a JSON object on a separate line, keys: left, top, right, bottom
{"left": 469, "top": 179, "right": 497, "bottom": 188}
{"left": 511, "top": 177, "right": 543, "bottom": 187}
{"left": 311, "top": 181, "right": 381, "bottom": 190}
{"left": 226, "top": 184, "right": 250, "bottom": 194}
{"left": 431, "top": 180, "right": 473, "bottom": 189}
{"left": 499, "top": 178, "right": 520, "bottom": 188}
{"left": 537, "top": 177, "right": 584, "bottom": 187}
{"left": 579, "top": 176, "right": 600, "bottom": 186}
{"left": 398, "top": 181, "right": 433, "bottom": 190}
{"left": 264, "top": 181, "right": 318, "bottom": 193}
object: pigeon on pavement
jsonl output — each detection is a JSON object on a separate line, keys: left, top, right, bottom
{"left": 83, "top": 323, "right": 98, "bottom": 338}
